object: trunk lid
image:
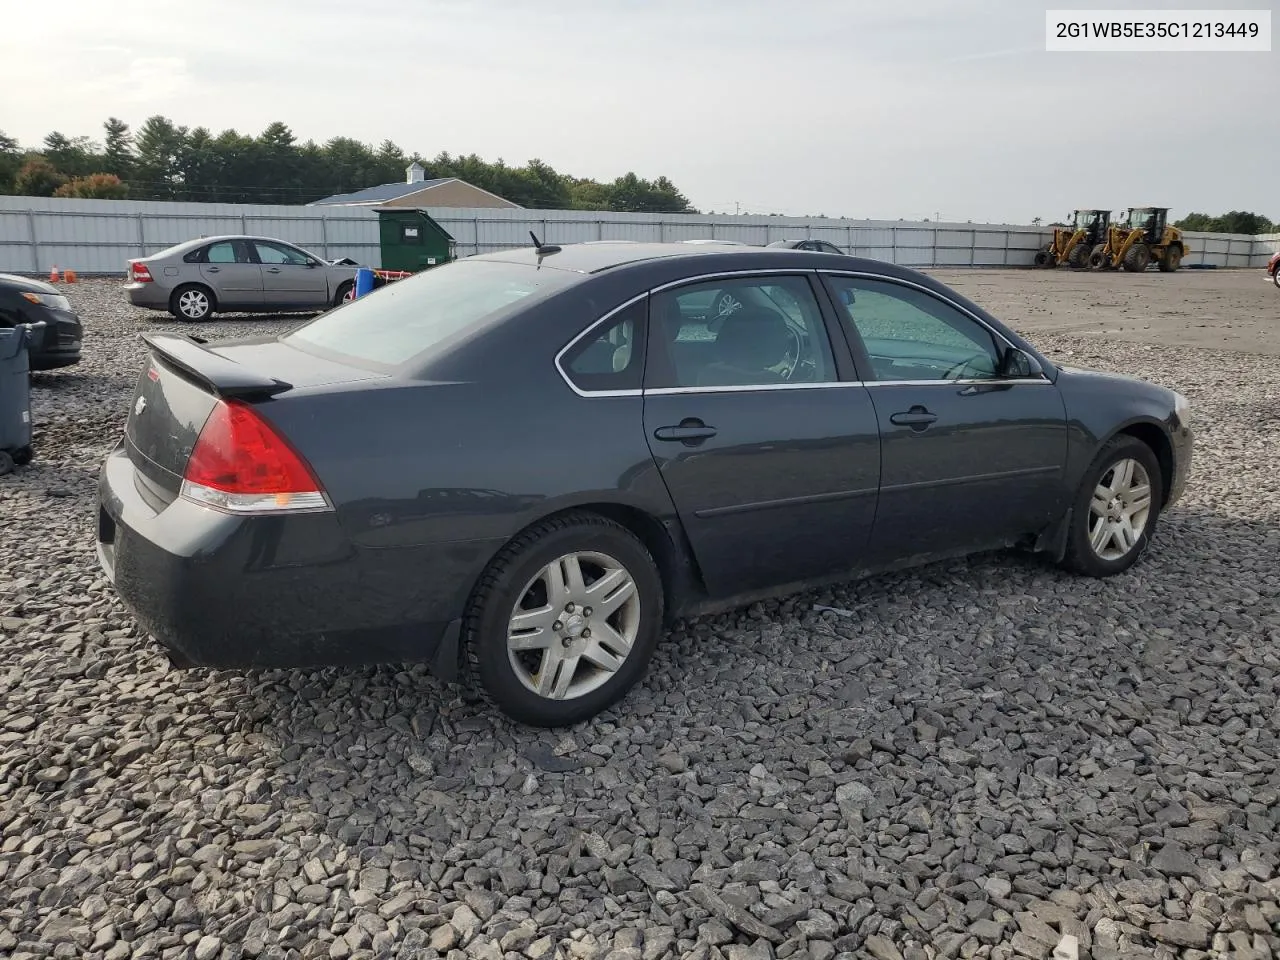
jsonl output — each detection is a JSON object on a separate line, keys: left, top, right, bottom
{"left": 124, "top": 333, "right": 384, "bottom": 502}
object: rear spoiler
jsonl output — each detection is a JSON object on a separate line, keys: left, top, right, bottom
{"left": 141, "top": 333, "right": 293, "bottom": 399}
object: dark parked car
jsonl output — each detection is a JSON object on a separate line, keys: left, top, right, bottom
{"left": 97, "top": 242, "right": 1193, "bottom": 726}
{"left": 0, "top": 273, "right": 83, "bottom": 370}
{"left": 767, "top": 238, "right": 846, "bottom": 254}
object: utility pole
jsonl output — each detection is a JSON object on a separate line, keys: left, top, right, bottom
{"left": 735, "top": 201, "right": 741, "bottom": 216}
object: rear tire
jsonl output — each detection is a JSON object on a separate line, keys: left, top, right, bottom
{"left": 12, "top": 445, "right": 32, "bottom": 466}
{"left": 1158, "top": 245, "right": 1182, "bottom": 272}
{"left": 334, "top": 281, "right": 354, "bottom": 307}
{"left": 1122, "top": 243, "right": 1151, "bottom": 273}
{"left": 1275, "top": 268, "right": 1280, "bottom": 290}
{"left": 1060, "top": 435, "right": 1163, "bottom": 578}
{"left": 1088, "top": 244, "right": 1110, "bottom": 270}
{"left": 463, "top": 512, "right": 664, "bottom": 727}
{"left": 0, "top": 451, "right": 12, "bottom": 476}
{"left": 1033, "top": 249, "right": 1052, "bottom": 268}
{"left": 169, "top": 284, "right": 215, "bottom": 321}
{"left": 1068, "top": 243, "right": 1091, "bottom": 269}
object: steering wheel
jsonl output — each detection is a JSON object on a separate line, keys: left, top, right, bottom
{"left": 939, "top": 353, "right": 990, "bottom": 381}
{"left": 777, "top": 326, "right": 808, "bottom": 381}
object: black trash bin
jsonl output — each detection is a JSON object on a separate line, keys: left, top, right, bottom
{"left": 0, "top": 322, "right": 43, "bottom": 476}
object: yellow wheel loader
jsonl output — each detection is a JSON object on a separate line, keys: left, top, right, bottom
{"left": 1090, "top": 207, "right": 1187, "bottom": 272}
{"left": 1034, "top": 210, "right": 1111, "bottom": 269}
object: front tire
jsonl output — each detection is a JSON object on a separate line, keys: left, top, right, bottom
{"left": 463, "top": 513, "right": 664, "bottom": 727}
{"left": 1088, "top": 243, "right": 1110, "bottom": 270}
{"left": 1060, "top": 436, "right": 1163, "bottom": 577}
{"left": 1272, "top": 267, "right": 1279, "bottom": 290}
{"left": 1158, "top": 245, "right": 1182, "bottom": 272}
{"left": 1068, "top": 242, "right": 1091, "bottom": 269}
{"left": 334, "top": 281, "right": 354, "bottom": 307}
{"left": 169, "top": 284, "right": 215, "bottom": 321}
{"left": 0, "top": 451, "right": 12, "bottom": 476}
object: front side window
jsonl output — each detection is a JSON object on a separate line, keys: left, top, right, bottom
{"left": 284, "top": 258, "right": 576, "bottom": 368}
{"left": 826, "top": 276, "right": 1002, "bottom": 382}
{"left": 647, "top": 276, "right": 837, "bottom": 389}
{"left": 255, "top": 241, "right": 312, "bottom": 266}
{"left": 560, "top": 299, "right": 646, "bottom": 393}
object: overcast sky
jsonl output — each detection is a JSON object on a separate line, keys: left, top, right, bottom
{"left": 1, "top": 0, "right": 1273, "bottom": 224}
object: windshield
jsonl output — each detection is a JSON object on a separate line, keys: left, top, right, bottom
{"left": 1074, "top": 211, "right": 1100, "bottom": 228}
{"left": 1127, "top": 209, "right": 1158, "bottom": 228}
{"left": 283, "top": 258, "right": 577, "bottom": 368}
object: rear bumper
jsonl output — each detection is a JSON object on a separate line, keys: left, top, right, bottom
{"left": 96, "top": 445, "right": 499, "bottom": 674}
{"left": 125, "top": 282, "right": 169, "bottom": 311}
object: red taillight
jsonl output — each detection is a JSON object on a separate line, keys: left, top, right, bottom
{"left": 130, "top": 261, "right": 153, "bottom": 282}
{"left": 180, "top": 399, "right": 329, "bottom": 514}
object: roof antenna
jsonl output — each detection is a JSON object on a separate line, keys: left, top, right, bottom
{"left": 529, "top": 230, "right": 561, "bottom": 256}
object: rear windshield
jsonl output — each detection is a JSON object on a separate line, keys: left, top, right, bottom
{"left": 283, "top": 259, "right": 576, "bottom": 368}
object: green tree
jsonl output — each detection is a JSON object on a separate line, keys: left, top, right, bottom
{"left": 510, "top": 158, "right": 571, "bottom": 209}
{"left": 606, "top": 172, "right": 695, "bottom": 213}
{"left": 102, "top": 117, "right": 134, "bottom": 177}
{"left": 54, "top": 173, "right": 129, "bottom": 199}
{"left": 566, "top": 178, "right": 611, "bottom": 211}
{"left": 257, "top": 122, "right": 302, "bottom": 203}
{"left": 133, "top": 115, "right": 189, "bottom": 198}
{"left": 14, "top": 157, "right": 68, "bottom": 196}
{"left": 0, "top": 130, "right": 21, "bottom": 194}
{"left": 1175, "top": 211, "right": 1275, "bottom": 234}
{"left": 1217, "top": 211, "right": 1274, "bottom": 235}
{"left": 42, "top": 132, "right": 98, "bottom": 178}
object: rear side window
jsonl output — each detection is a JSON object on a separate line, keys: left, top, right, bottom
{"left": 560, "top": 299, "right": 646, "bottom": 393}
{"left": 284, "top": 259, "right": 576, "bottom": 368}
{"left": 205, "top": 241, "right": 247, "bottom": 264}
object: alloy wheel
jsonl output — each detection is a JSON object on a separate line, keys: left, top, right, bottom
{"left": 1088, "top": 457, "right": 1152, "bottom": 561}
{"left": 178, "top": 290, "right": 210, "bottom": 319}
{"left": 506, "top": 551, "right": 640, "bottom": 700}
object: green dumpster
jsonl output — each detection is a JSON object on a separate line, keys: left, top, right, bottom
{"left": 376, "top": 208, "right": 457, "bottom": 273}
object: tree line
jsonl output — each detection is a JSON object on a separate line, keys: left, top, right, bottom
{"left": 1173, "top": 211, "right": 1275, "bottom": 236}
{"left": 0, "top": 116, "right": 696, "bottom": 213}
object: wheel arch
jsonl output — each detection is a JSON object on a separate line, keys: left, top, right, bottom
{"left": 1108, "top": 418, "right": 1175, "bottom": 505}
{"left": 464, "top": 499, "right": 709, "bottom": 626}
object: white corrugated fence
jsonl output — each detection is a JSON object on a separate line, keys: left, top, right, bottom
{"left": 0, "top": 195, "right": 1272, "bottom": 275}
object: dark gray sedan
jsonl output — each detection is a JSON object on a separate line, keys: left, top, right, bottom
{"left": 125, "top": 235, "right": 362, "bottom": 321}
{"left": 97, "top": 242, "right": 1193, "bottom": 726}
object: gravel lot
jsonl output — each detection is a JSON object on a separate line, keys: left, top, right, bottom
{"left": 1, "top": 272, "right": 1277, "bottom": 960}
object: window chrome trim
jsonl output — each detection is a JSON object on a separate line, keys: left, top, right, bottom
{"left": 648, "top": 268, "right": 820, "bottom": 295}
{"left": 644, "top": 381, "right": 863, "bottom": 396}
{"left": 553, "top": 268, "right": 1054, "bottom": 398}
{"left": 863, "top": 378, "right": 1052, "bottom": 387}
{"left": 554, "top": 291, "right": 649, "bottom": 398}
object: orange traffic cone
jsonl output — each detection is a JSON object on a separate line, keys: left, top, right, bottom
{"left": 48, "top": 266, "right": 60, "bottom": 283}
{"left": 64, "top": 269, "right": 77, "bottom": 283}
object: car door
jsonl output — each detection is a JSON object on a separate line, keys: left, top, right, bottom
{"left": 641, "top": 273, "right": 881, "bottom": 597}
{"left": 253, "top": 240, "right": 329, "bottom": 308}
{"left": 196, "top": 239, "right": 263, "bottom": 308}
{"left": 821, "top": 272, "right": 1068, "bottom": 561}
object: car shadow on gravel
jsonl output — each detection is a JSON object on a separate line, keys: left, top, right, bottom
{"left": 225, "top": 502, "right": 1277, "bottom": 859}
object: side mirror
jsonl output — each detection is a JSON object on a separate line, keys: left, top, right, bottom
{"left": 998, "top": 346, "right": 1039, "bottom": 379}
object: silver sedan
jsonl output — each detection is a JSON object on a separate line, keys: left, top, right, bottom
{"left": 125, "top": 235, "right": 363, "bottom": 321}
